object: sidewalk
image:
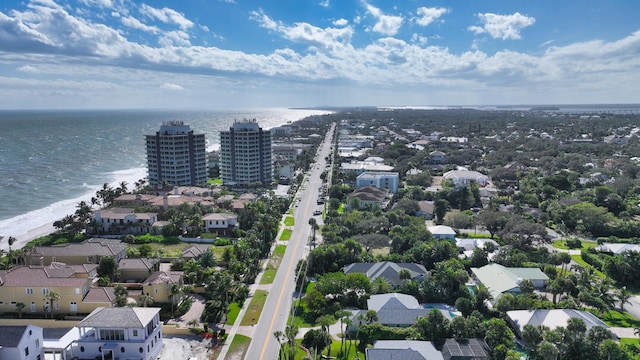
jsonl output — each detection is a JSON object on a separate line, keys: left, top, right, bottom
{"left": 215, "top": 209, "right": 292, "bottom": 360}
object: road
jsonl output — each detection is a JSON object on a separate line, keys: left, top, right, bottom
{"left": 244, "top": 123, "right": 336, "bottom": 360}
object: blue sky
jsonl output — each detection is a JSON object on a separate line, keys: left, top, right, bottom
{"left": 0, "top": 0, "right": 638, "bottom": 109}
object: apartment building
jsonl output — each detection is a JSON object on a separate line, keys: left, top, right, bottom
{"left": 219, "top": 120, "right": 272, "bottom": 185}
{"left": 145, "top": 121, "right": 207, "bottom": 187}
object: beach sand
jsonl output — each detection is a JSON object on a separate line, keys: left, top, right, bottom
{"left": 0, "top": 223, "right": 55, "bottom": 252}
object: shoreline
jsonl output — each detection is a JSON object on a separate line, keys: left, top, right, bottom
{"left": 0, "top": 167, "right": 148, "bottom": 252}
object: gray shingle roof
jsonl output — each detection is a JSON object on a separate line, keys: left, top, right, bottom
{"left": 366, "top": 340, "right": 444, "bottom": 360}
{"left": 77, "top": 307, "right": 159, "bottom": 328}
{"left": 367, "top": 293, "right": 429, "bottom": 326}
{"left": 0, "top": 325, "right": 29, "bottom": 347}
{"left": 343, "top": 262, "right": 427, "bottom": 286}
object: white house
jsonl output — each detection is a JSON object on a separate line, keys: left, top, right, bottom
{"left": 442, "top": 170, "right": 489, "bottom": 187}
{"left": 203, "top": 213, "right": 238, "bottom": 236}
{"left": 93, "top": 208, "right": 158, "bottom": 235}
{"left": 356, "top": 172, "right": 399, "bottom": 193}
{"left": 0, "top": 325, "right": 44, "bottom": 360}
{"left": 72, "top": 307, "right": 163, "bottom": 360}
{"left": 428, "top": 225, "right": 457, "bottom": 240}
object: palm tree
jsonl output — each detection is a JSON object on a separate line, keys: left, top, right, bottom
{"left": 273, "top": 330, "right": 286, "bottom": 360}
{"left": 335, "top": 309, "right": 351, "bottom": 356}
{"left": 617, "top": 286, "right": 632, "bottom": 312}
{"left": 44, "top": 291, "right": 60, "bottom": 319}
{"left": 139, "top": 293, "right": 154, "bottom": 307}
{"left": 7, "top": 236, "right": 16, "bottom": 252}
{"left": 16, "top": 302, "right": 25, "bottom": 318}
{"left": 170, "top": 284, "right": 181, "bottom": 316}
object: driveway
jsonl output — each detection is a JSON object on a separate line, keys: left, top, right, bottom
{"left": 170, "top": 293, "right": 206, "bottom": 329}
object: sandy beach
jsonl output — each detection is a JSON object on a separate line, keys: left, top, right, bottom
{"left": 0, "top": 223, "right": 55, "bottom": 251}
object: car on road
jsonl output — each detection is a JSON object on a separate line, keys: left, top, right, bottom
{"left": 313, "top": 210, "right": 322, "bottom": 215}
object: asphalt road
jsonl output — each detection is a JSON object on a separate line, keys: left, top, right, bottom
{"left": 245, "top": 123, "right": 336, "bottom": 360}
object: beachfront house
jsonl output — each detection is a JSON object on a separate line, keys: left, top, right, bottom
{"left": 0, "top": 325, "right": 44, "bottom": 360}
{"left": 71, "top": 307, "right": 163, "bottom": 360}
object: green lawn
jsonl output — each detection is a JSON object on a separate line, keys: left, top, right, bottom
{"left": 280, "top": 229, "right": 293, "bottom": 241}
{"left": 225, "top": 334, "right": 251, "bottom": 360}
{"left": 620, "top": 338, "right": 640, "bottom": 346}
{"left": 598, "top": 309, "right": 640, "bottom": 328}
{"left": 225, "top": 302, "right": 241, "bottom": 325}
{"left": 241, "top": 290, "right": 268, "bottom": 326}
{"left": 260, "top": 245, "right": 286, "bottom": 285}
{"left": 284, "top": 216, "right": 295, "bottom": 226}
{"left": 294, "top": 339, "right": 362, "bottom": 359}
{"left": 131, "top": 242, "right": 230, "bottom": 259}
{"left": 570, "top": 254, "right": 606, "bottom": 278}
{"left": 290, "top": 299, "right": 325, "bottom": 328}
{"left": 552, "top": 239, "right": 599, "bottom": 250}
{"left": 208, "top": 178, "right": 223, "bottom": 185}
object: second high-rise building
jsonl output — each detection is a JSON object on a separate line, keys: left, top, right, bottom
{"left": 219, "top": 120, "right": 272, "bottom": 185}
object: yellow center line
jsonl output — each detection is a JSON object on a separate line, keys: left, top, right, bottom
{"left": 259, "top": 211, "right": 305, "bottom": 359}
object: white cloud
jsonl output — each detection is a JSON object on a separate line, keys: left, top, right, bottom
{"left": 251, "top": 9, "right": 353, "bottom": 52}
{"left": 78, "top": 0, "right": 113, "bottom": 8}
{"left": 319, "top": 0, "right": 330, "bottom": 8}
{"left": 250, "top": 9, "right": 279, "bottom": 30}
{"left": 161, "top": 83, "right": 184, "bottom": 90}
{"left": 140, "top": 4, "right": 194, "bottom": 31}
{"left": 121, "top": 16, "right": 159, "bottom": 33}
{"left": 17, "top": 65, "right": 40, "bottom": 73}
{"left": 365, "top": 3, "right": 403, "bottom": 36}
{"left": 414, "top": 7, "right": 448, "bottom": 26}
{"left": 333, "top": 18, "right": 348, "bottom": 27}
{"left": 469, "top": 12, "right": 535, "bottom": 40}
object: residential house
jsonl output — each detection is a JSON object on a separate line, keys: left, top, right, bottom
{"left": 72, "top": 307, "right": 163, "bottom": 360}
{"left": 428, "top": 225, "right": 457, "bottom": 241}
{"left": 596, "top": 242, "right": 640, "bottom": 255}
{"left": 429, "top": 150, "right": 446, "bottom": 164}
{"left": 25, "top": 238, "right": 127, "bottom": 266}
{"left": 0, "top": 264, "right": 112, "bottom": 316}
{"left": 340, "top": 161, "right": 394, "bottom": 175}
{"left": 356, "top": 172, "right": 399, "bottom": 193}
{"left": 416, "top": 201, "right": 435, "bottom": 219}
{"left": 93, "top": 208, "right": 158, "bottom": 235}
{"left": 442, "top": 170, "right": 489, "bottom": 187}
{"left": 456, "top": 238, "right": 500, "bottom": 260}
{"left": 470, "top": 263, "right": 549, "bottom": 302}
{"left": 112, "top": 194, "right": 157, "bottom": 207}
{"left": 506, "top": 309, "right": 612, "bottom": 339}
{"left": 142, "top": 271, "right": 184, "bottom": 304}
{"left": 366, "top": 340, "right": 443, "bottom": 360}
{"left": 347, "top": 186, "right": 390, "bottom": 209}
{"left": 441, "top": 338, "right": 491, "bottom": 360}
{"left": 181, "top": 244, "right": 213, "bottom": 260}
{"left": 118, "top": 258, "right": 160, "bottom": 283}
{"left": 0, "top": 325, "right": 44, "bottom": 360}
{"left": 203, "top": 213, "right": 238, "bottom": 237}
{"left": 352, "top": 293, "right": 457, "bottom": 329}
{"left": 343, "top": 262, "right": 428, "bottom": 287}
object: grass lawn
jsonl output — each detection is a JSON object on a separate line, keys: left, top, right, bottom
{"left": 241, "top": 290, "right": 268, "bottom": 326}
{"left": 260, "top": 245, "right": 286, "bottom": 285}
{"left": 284, "top": 216, "right": 295, "bottom": 226}
{"left": 224, "top": 334, "right": 251, "bottom": 360}
{"left": 295, "top": 339, "right": 362, "bottom": 359}
{"left": 208, "top": 178, "right": 223, "bottom": 185}
{"left": 620, "top": 338, "right": 639, "bottom": 346}
{"left": 225, "top": 302, "right": 241, "bottom": 325}
{"left": 552, "top": 239, "right": 599, "bottom": 250}
{"left": 280, "top": 229, "right": 293, "bottom": 241}
{"left": 598, "top": 309, "right": 640, "bottom": 328}
{"left": 570, "top": 254, "right": 606, "bottom": 278}
{"left": 290, "top": 299, "right": 328, "bottom": 328}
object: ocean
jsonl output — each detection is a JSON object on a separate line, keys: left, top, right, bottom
{"left": 0, "top": 108, "right": 331, "bottom": 242}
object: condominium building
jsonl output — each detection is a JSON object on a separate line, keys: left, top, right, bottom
{"left": 145, "top": 121, "right": 207, "bottom": 187}
{"left": 219, "top": 120, "right": 272, "bottom": 185}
